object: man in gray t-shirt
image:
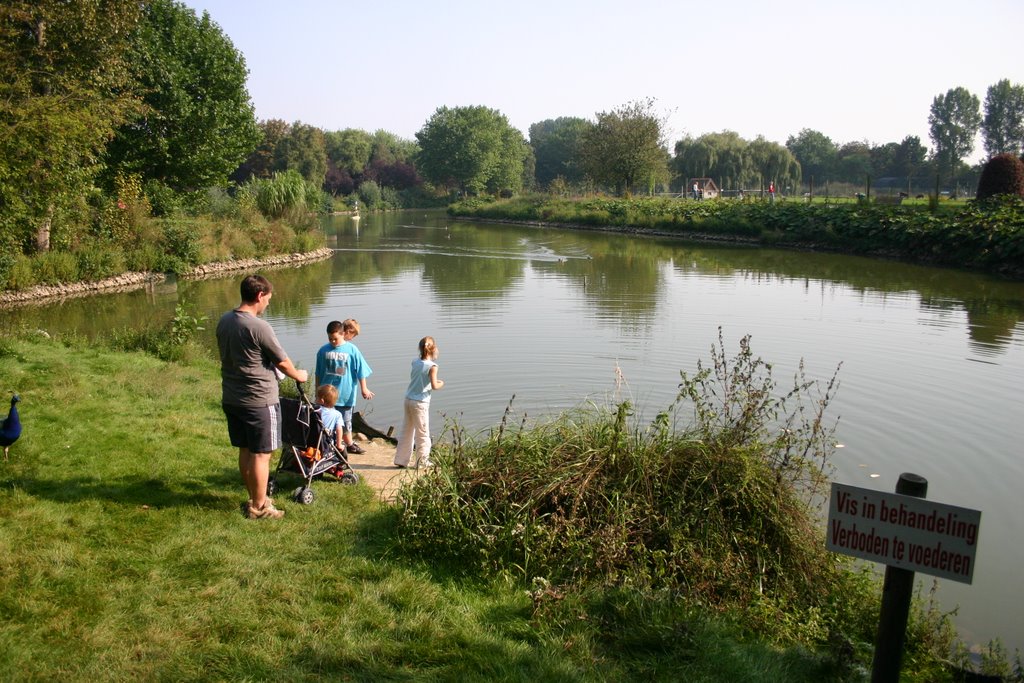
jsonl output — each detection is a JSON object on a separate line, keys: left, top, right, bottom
{"left": 216, "top": 274, "right": 308, "bottom": 519}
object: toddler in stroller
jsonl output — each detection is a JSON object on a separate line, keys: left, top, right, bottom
{"left": 270, "top": 382, "right": 359, "bottom": 505}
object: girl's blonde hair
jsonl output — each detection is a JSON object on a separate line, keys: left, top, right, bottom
{"left": 418, "top": 336, "right": 437, "bottom": 360}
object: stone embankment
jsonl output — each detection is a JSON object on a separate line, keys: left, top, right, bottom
{"left": 0, "top": 248, "right": 334, "bottom": 308}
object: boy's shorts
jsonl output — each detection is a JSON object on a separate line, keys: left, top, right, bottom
{"left": 338, "top": 406, "right": 354, "bottom": 434}
{"left": 223, "top": 403, "right": 281, "bottom": 454}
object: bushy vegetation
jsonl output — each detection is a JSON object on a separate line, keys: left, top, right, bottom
{"left": 391, "top": 333, "right": 1020, "bottom": 680}
{"left": 976, "top": 153, "right": 1024, "bottom": 200}
{"left": 0, "top": 172, "right": 326, "bottom": 292}
{"left": 450, "top": 194, "right": 1024, "bottom": 278}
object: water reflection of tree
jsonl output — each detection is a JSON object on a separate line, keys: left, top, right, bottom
{"left": 327, "top": 210, "right": 530, "bottom": 298}
{"left": 1, "top": 288, "right": 173, "bottom": 339}
{"left": 666, "top": 241, "right": 1024, "bottom": 353}
{"left": 420, "top": 253, "right": 525, "bottom": 298}
{"left": 177, "top": 258, "right": 335, "bottom": 322}
{"left": 533, "top": 235, "right": 664, "bottom": 324}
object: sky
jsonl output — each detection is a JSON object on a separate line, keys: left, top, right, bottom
{"left": 181, "top": 0, "right": 1024, "bottom": 164}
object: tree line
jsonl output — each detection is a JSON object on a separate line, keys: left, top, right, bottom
{"left": 4, "top": 0, "right": 1023, "bottom": 267}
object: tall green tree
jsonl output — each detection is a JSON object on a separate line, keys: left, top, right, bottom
{"left": 529, "top": 117, "right": 590, "bottom": 188}
{"left": 325, "top": 128, "right": 373, "bottom": 176}
{"left": 273, "top": 121, "right": 327, "bottom": 186}
{"left": 579, "top": 98, "right": 669, "bottom": 195}
{"left": 104, "top": 0, "right": 260, "bottom": 191}
{"left": 369, "top": 130, "right": 418, "bottom": 166}
{"left": 416, "top": 106, "right": 527, "bottom": 195}
{"left": 870, "top": 142, "right": 901, "bottom": 179}
{"left": 232, "top": 118, "right": 289, "bottom": 183}
{"left": 785, "top": 129, "right": 837, "bottom": 187}
{"left": 982, "top": 79, "right": 1024, "bottom": 157}
{"left": 892, "top": 135, "right": 929, "bottom": 181}
{"left": 0, "top": 0, "right": 142, "bottom": 253}
{"left": 928, "top": 87, "right": 981, "bottom": 184}
{"left": 836, "top": 141, "right": 872, "bottom": 184}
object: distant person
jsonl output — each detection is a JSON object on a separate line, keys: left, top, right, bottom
{"left": 314, "top": 319, "right": 374, "bottom": 454}
{"left": 315, "top": 384, "right": 344, "bottom": 451}
{"left": 217, "top": 274, "right": 308, "bottom": 520}
{"left": 394, "top": 336, "right": 445, "bottom": 469}
{"left": 768, "top": 181, "right": 776, "bottom": 203}
{"left": 692, "top": 181, "right": 700, "bottom": 200}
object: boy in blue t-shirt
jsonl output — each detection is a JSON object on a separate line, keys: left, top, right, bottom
{"left": 314, "top": 319, "right": 374, "bottom": 454}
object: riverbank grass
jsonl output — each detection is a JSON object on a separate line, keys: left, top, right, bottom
{"left": 450, "top": 194, "right": 1024, "bottom": 278}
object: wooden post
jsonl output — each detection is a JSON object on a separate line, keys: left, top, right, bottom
{"left": 871, "top": 473, "right": 928, "bottom": 683}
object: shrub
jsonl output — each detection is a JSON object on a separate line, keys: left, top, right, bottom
{"left": 204, "top": 186, "right": 238, "bottom": 219}
{"left": 245, "top": 170, "right": 307, "bottom": 219}
{"left": 250, "top": 220, "right": 296, "bottom": 256}
{"left": 976, "top": 153, "right": 1024, "bottom": 200}
{"left": 291, "top": 230, "right": 324, "bottom": 254}
{"left": 76, "top": 245, "right": 126, "bottom": 281}
{"left": 158, "top": 218, "right": 201, "bottom": 273}
{"left": 358, "top": 180, "right": 382, "bottom": 209}
{"left": 144, "top": 180, "right": 182, "bottom": 217}
{"left": 100, "top": 173, "right": 151, "bottom": 247}
{"left": 396, "top": 332, "right": 842, "bottom": 617}
{"left": 4, "top": 255, "right": 36, "bottom": 290}
{"left": 381, "top": 185, "right": 402, "bottom": 209}
{"left": 125, "top": 244, "right": 165, "bottom": 272}
{"left": 31, "top": 251, "right": 79, "bottom": 285}
{"left": 0, "top": 252, "right": 15, "bottom": 290}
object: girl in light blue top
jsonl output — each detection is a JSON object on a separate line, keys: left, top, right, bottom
{"left": 394, "top": 336, "right": 445, "bottom": 468}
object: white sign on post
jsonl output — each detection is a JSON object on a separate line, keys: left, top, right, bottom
{"left": 826, "top": 482, "right": 981, "bottom": 584}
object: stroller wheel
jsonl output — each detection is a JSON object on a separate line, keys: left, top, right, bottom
{"left": 293, "top": 486, "right": 315, "bottom": 505}
{"left": 267, "top": 478, "right": 278, "bottom": 496}
{"left": 340, "top": 472, "right": 360, "bottom": 485}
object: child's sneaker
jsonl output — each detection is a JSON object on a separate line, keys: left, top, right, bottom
{"left": 247, "top": 501, "right": 284, "bottom": 519}
{"left": 346, "top": 442, "right": 366, "bottom": 455}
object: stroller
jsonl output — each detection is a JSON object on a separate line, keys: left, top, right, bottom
{"left": 269, "top": 382, "right": 359, "bottom": 505}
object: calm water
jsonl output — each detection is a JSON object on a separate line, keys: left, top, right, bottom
{"left": 4, "top": 209, "right": 1023, "bottom": 652}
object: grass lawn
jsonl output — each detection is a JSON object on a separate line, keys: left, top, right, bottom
{"left": 0, "top": 332, "right": 850, "bottom": 681}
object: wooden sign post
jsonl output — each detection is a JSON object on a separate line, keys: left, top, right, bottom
{"left": 826, "top": 473, "right": 982, "bottom": 683}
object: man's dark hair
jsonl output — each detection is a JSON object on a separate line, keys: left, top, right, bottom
{"left": 240, "top": 275, "right": 272, "bottom": 303}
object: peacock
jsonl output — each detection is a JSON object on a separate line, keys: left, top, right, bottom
{"left": 2, "top": 394, "right": 21, "bottom": 461}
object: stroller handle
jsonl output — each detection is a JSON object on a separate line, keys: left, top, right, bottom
{"left": 292, "top": 379, "right": 316, "bottom": 408}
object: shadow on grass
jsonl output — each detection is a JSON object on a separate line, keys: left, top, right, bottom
{"left": 0, "top": 467, "right": 242, "bottom": 510}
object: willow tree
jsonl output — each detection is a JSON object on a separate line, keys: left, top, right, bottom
{"left": 674, "top": 130, "right": 751, "bottom": 191}
{"left": 0, "top": 1, "right": 142, "bottom": 254}
{"left": 748, "top": 136, "right": 801, "bottom": 194}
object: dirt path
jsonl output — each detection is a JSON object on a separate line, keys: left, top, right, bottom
{"left": 343, "top": 438, "right": 423, "bottom": 502}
